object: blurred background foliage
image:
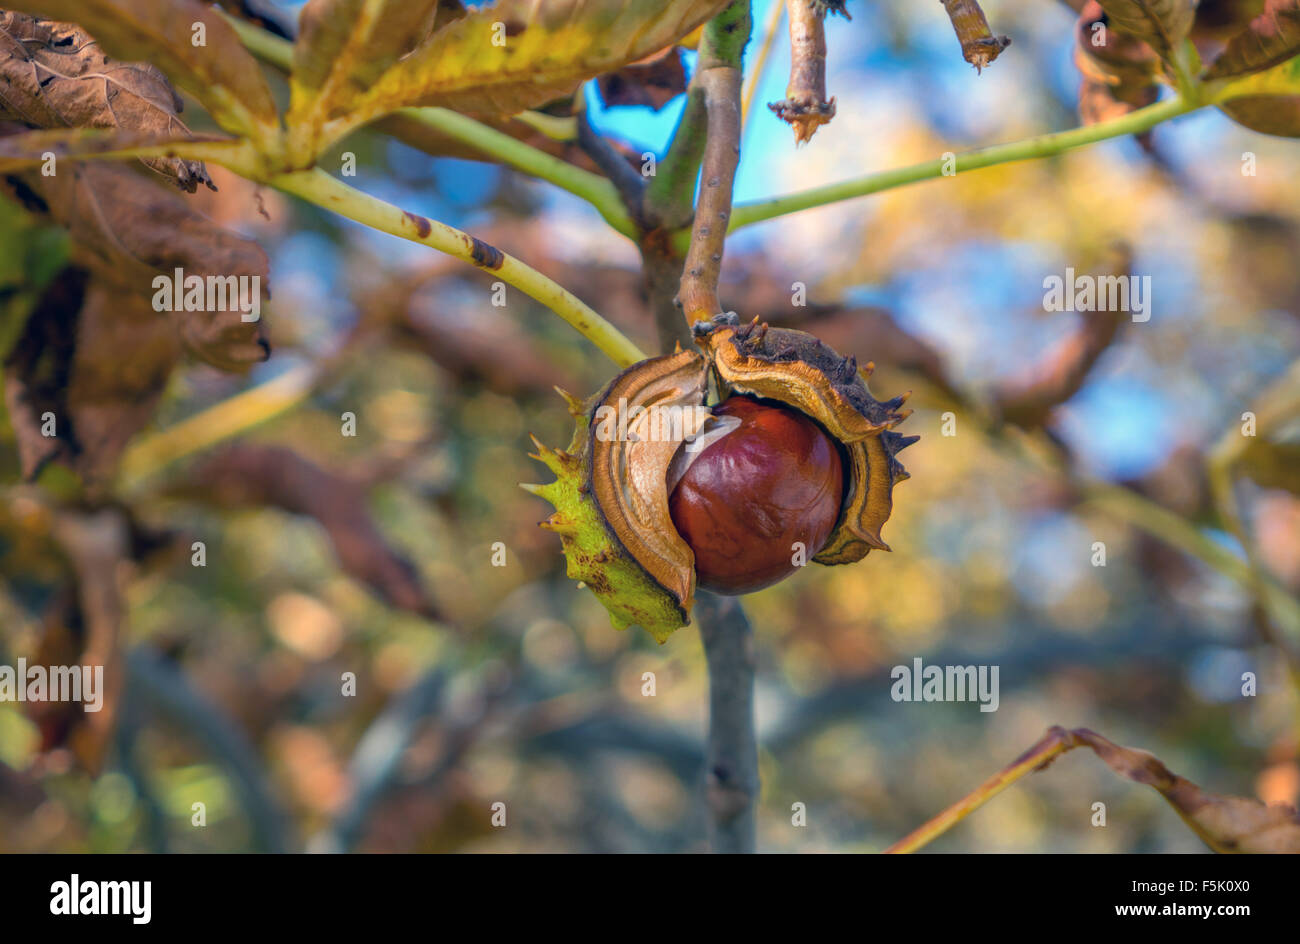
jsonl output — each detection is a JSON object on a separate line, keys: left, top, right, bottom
{"left": 2, "top": 0, "right": 1300, "bottom": 852}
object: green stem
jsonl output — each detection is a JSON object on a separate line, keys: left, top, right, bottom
{"left": 512, "top": 110, "right": 578, "bottom": 141}
{"left": 995, "top": 423, "right": 1300, "bottom": 639}
{"left": 270, "top": 168, "right": 646, "bottom": 367}
{"left": 1081, "top": 477, "right": 1300, "bottom": 637}
{"left": 647, "top": 84, "right": 708, "bottom": 230}
{"left": 723, "top": 94, "right": 1200, "bottom": 237}
{"left": 398, "top": 107, "right": 635, "bottom": 238}
{"left": 1205, "top": 365, "right": 1300, "bottom": 695}
{"left": 119, "top": 363, "right": 318, "bottom": 490}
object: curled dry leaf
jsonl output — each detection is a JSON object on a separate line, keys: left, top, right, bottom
{"left": 941, "top": 0, "right": 1011, "bottom": 73}
{"left": 769, "top": 0, "right": 835, "bottom": 144}
{"left": 26, "top": 507, "right": 131, "bottom": 775}
{"left": 3, "top": 267, "right": 179, "bottom": 489}
{"left": 993, "top": 244, "right": 1131, "bottom": 428}
{"left": 1215, "top": 50, "right": 1300, "bottom": 135}
{"left": 176, "top": 443, "right": 441, "bottom": 620}
{"left": 596, "top": 45, "right": 688, "bottom": 111}
{"left": 1069, "top": 728, "right": 1300, "bottom": 853}
{"left": 17, "top": 0, "right": 279, "bottom": 143}
{"left": 1074, "top": 1, "right": 1161, "bottom": 125}
{"left": 5, "top": 160, "right": 270, "bottom": 370}
{"left": 891, "top": 725, "right": 1300, "bottom": 853}
{"left": 1191, "top": 0, "right": 1268, "bottom": 45}
{"left": 0, "top": 11, "right": 213, "bottom": 190}
{"left": 1203, "top": 0, "right": 1300, "bottom": 79}
{"left": 1093, "top": 0, "right": 1196, "bottom": 63}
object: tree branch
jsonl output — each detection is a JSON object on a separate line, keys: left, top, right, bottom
{"left": 696, "top": 591, "right": 760, "bottom": 854}
{"left": 125, "top": 647, "right": 293, "bottom": 853}
{"left": 575, "top": 99, "right": 649, "bottom": 230}
{"left": 645, "top": 85, "right": 709, "bottom": 231}
{"left": 415, "top": 106, "right": 637, "bottom": 238}
{"left": 769, "top": 0, "right": 836, "bottom": 144}
{"left": 723, "top": 94, "right": 1200, "bottom": 237}
{"left": 678, "top": 2, "right": 752, "bottom": 326}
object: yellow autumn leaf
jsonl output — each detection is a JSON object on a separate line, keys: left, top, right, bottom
{"left": 286, "top": 0, "right": 731, "bottom": 167}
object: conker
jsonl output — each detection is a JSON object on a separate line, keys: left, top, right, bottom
{"left": 529, "top": 318, "right": 914, "bottom": 641}
{"left": 668, "top": 395, "right": 844, "bottom": 595}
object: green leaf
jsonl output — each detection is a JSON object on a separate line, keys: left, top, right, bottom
{"left": 12, "top": 0, "right": 280, "bottom": 144}
{"left": 286, "top": 0, "right": 730, "bottom": 166}
{"left": 1095, "top": 0, "right": 1196, "bottom": 60}
{"left": 1204, "top": 0, "right": 1300, "bottom": 79}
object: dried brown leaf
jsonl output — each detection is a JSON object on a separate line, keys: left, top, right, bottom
{"left": 0, "top": 11, "right": 213, "bottom": 190}
{"left": 597, "top": 46, "right": 687, "bottom": 111}
{"left": 3, "top": 267, "right": 180, "bottom": 489}
{"left": 1074, "top": 0, "right": 1161, "bottom": 124}
{"left": 179, "top": 444, "right": 441, "bottom": 619}
{"left": 31, "top": 508, "right": 130, "bottom": 774}
{"left": 1221, "top": 91, "right": 1300, "bottom": 134}
{"left": 891, "top": 725, "right": 1300, "bottom": 853}
{"left": 15, "top": 0, "right": 279, "bottom": 142}
{"left": 5, "top": 161, "right": 270, "bottom": 370}
{"left": 1072, "top": 728, "right": 1300, "bottom": 853}
{"left": 1204, "top": 0, "right": 1300, "bottom": 79}
{"left": 1094, "top": 0, "right": 1197, "bottom": 61}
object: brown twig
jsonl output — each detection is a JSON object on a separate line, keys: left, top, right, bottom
{"left": 993, "top": 243, "right": 1131, "bottom": 428}
{"left": 769, "top": 0, "right": 836, "bottom": 144}
{"left": 940, "top": 0, "right": 1011, "bottom": 73}
{"left": 575, "top": 94, "right": 649, "bottom": 229}
{"left": 885, "top": 726, "right": 1077, "bottom": 853}
{"left": 678, "top": 67, "right": 744, "bottom": 325}
{"left": 887, "top": 726, "right": 1300, "bottom": 853}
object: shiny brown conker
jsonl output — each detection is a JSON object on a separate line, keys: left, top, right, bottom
{"left": 668, "top": 395, "right": 844, "bottom": 595}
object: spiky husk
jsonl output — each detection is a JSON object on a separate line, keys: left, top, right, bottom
{"left": 524, "top": 393, "right": 690, "bottom": 644}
